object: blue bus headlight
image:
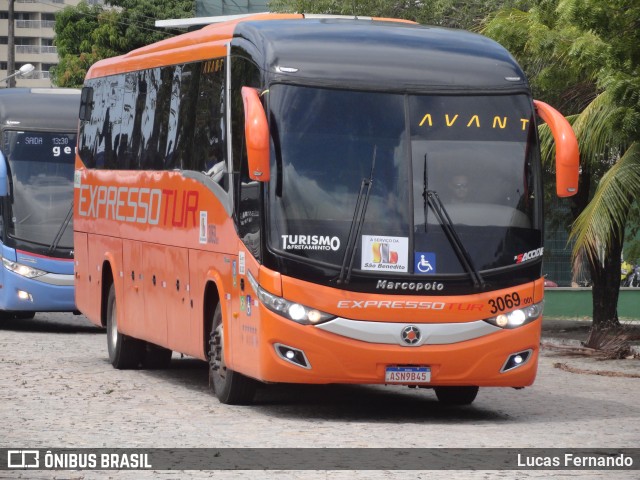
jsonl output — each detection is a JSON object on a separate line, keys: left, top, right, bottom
{"left": 2, "top": 258, "right": 46, "bottom": 278}
{"left": 247, "top": 271, "right": 335, "bottom": 325}
{"left": 484, "top": 301, "right": 543, "bottom": 329}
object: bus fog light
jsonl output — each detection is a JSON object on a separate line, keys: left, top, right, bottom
{"left": 18, "top": 290, "right": 33, "bottom": 302}
{"left": 274, "top": 343, "right": 311, "bottom": 369}
{"left": 501, "top": 349, "right": 533, "bottom": 373}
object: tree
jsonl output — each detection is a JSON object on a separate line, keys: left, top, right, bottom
{"left": 268, "top": 0, "right": 523, "bottom": 30}
{"left": 484, "top": 0, "right": 640, "bottom": 330}
{"left": 52, "top": 0, "right": 194, "bottom": 87}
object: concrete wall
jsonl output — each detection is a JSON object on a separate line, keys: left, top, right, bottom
{"left": 544, "top": 287, "right": 640, "bottom": 320}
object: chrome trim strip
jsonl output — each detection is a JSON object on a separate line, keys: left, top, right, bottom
{"left": 315, "top": 318, "right": 501, "bottom": 346}
{"left": 34, "top": 273, "right": 75, "bottom": 287}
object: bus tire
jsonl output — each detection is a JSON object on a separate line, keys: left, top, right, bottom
{"left": 142, "top": 343, "right": 173, "bottom": 369}
{"left": 106, "top": 283, "right": 144, "bottom": 369}
{"left": 208, "top": 303, "right": 257, "bottom": 405}
{"left": 434, "top": 386, "right": 479, "bottom": 406}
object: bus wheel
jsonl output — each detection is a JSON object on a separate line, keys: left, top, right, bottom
{"left": 106, "top": 283, "right": 144, "bottom": 369}
{"left": 208, "top": 304, "right": 256, "bottom": 405}
{"left": 434, "top": 386, "right": 479, "bottom": 406}
{"left": 142, "top": 343, "right": 172, "bottom": 369}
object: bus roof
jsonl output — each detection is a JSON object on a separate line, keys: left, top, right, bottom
{"left": 0, "top": 88, "right": 81, "bottom": 132}
{"left": 234, "top": 18, "right": 527, "bottom": 92}
{"left": 87, "top": 14, "right": 528, "bottom": 93}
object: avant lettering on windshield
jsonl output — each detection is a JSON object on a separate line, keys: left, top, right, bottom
{"left": 418, "top": 113, "right": 530, "bottom": 131}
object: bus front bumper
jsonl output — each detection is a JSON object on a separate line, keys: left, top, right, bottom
{"left": 0, "top": 270, "right": 76, "bottom": 312}
{"left": 239, "top": 310, "right": 542, "bottom": 388}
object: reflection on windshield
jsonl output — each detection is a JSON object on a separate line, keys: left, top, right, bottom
{"left": 267, "top": 85, "right": 541, "bottom": 275}
{"left": 412, "top": 140, "right": 532, "bottom": 229}
{"left": 269, "top": 86, "right": 409, "bottom": 267}
{"left": 3, "top": 130, "right": 76, "bottom": 250}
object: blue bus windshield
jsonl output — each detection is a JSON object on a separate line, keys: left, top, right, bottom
{"left": 3, "top": 130, "right": 76, "bottom": 250}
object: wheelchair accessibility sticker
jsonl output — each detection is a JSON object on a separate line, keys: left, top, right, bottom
{"left": 414, "top": 252, "right": 436, "bottom": 274}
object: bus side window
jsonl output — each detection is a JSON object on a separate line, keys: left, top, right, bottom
{"left": 167, "top": 62, "right": 199, "bottom": 171}
{"left": 231, "top": 55, "right": 262, "bottom": 259}
{"left": 79, "top": 78, "right": 104, "bottom": 168}
{"left": 137, "top": 68, "right": 171, "bottom": 170}
{"left": 82, "top": 76, "right": 122, "bottom": 170}
{"left": 117, "top": 72, "right": 140, "bottom": 170}
{"left": 192, "top": 58, "right": 227, "bottom": 187}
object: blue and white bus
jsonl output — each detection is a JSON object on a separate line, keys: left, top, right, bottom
{"left": 0, "top": 88, "right": 80, "bottom": 319}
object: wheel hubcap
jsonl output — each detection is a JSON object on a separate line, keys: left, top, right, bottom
{"left": 109, "top": 303, "right": 118, "bottom": 348}
{"left": 210, "top": 324, "right": 226, "bottom": 378}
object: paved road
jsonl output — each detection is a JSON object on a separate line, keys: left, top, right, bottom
{"left": 1, "top": 312, "right": 639, "bottom": 479}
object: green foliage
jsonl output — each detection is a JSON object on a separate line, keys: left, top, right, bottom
{"left": 625, "top": 237, "right": 640, "bottom": 265}
{"left": 52, "top": 0, "right": 195, "bottom": 87}
{"left": 485, "top": 0, "right": 640, "bottom": 325}
{"left": 570, "top": 143, "right": 640, "bottom": 262}
{"left": 268, "top": 0, "right": 524, "bottom": 30}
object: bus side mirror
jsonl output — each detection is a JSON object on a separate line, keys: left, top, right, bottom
{"left": 0, "top": 152, "right": 8, "bottom": 197}
{"left": 79, "top": 86, "right": 93, "bottom": 122}
{"left": 241, "top": 87, "right": 270, "bottom": 182}
{"left": 534, "top": 99, "right": 579, "bottom": 197}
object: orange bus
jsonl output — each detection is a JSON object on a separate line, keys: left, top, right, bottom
{"left": 74, "top": 13, "right": 579, "bottom": 405}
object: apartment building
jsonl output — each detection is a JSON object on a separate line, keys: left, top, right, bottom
{"left": 0, "top": 0, "right": 81, "bottom": 87}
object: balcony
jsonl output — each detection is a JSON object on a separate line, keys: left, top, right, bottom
{"left": 16, "top": 20, "right": 56, "bottom": 29}
{"left": 15, "top": 45, "right": 57, "bottom": 54}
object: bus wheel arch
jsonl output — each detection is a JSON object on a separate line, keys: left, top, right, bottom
{"left": 102, "top": 261, "right": 144, "bottom": 369}
{"left": 202, "top": 280, "right": 220, "bottom": 359}
{"left": 208, "top": 302, "right": 257, "bottom": 405}
{"left": 100, "top": 260, "right": 115, "bottom": 328}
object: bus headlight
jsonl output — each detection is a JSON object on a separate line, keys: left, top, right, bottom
{"left": 247, "top": 271, "right": 335, "bottom": 325}
{"left": 2, "top": 258, "right": 46, "bottom": 278}
{"left": 484, "top": 301, "right": 543, "bottom": 329}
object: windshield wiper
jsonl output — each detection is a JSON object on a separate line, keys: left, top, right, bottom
{"left": 422, "top": 153, "right": 428, "bottom": 233}
{"left": 48, "top": 200, "right": 73, "bottom": 255}
{"left": 425, "top": 191, "right": 485, "bottom": 289}
{"left": 337, "top": 146, "right": 376, "bottom": 285}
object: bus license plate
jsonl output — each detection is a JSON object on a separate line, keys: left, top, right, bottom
{"left": 385, "top": 366, "right": 431, "bottom": 384}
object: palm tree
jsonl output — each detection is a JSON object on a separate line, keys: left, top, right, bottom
{"left": 565, "top": 93, "right": 640, "bottom": 329}
{"left": 483, "top": 0, "right": 640, "bottom": 330}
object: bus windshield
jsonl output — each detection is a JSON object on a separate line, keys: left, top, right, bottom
{"left": 3, "top": 130, "right": 76, "bottom": 250}
{"left": 267, "top": 85, "right": 542, "bottom": 275}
